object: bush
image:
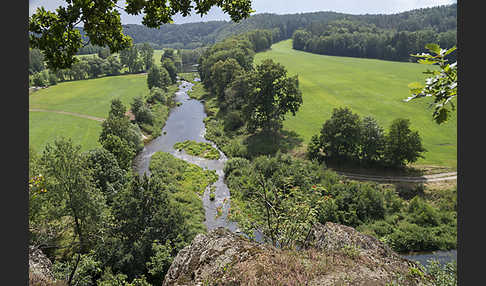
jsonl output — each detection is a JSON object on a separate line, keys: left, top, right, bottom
{"left": 224, "top": 111, "right": 244, "bottom": 131}
{"left": 223, "top": 157, "right": 250, "bottom": 177}
{"left": 136, "top": 105, "right": 154, "bottom": 125}
{"left": 147, "top": 87, "right": 167, "bottom": 104}
{"left": 32, "top": 71, "right": 48, "bottom": 87}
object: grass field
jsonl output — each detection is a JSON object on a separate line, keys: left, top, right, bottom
{"left": 29, "top": 73, "right": 149, "bottom": 118}
{"left": 29, "top": 73, "right": 149, "bottom": 152}
{"left": 29, "top": 112, "right": 102, "bottom": 152}
{"left": 254, "top": 40, "right": 457, "bottom": 168}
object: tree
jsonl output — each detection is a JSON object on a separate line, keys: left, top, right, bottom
{"left": 100, "top": 175, "right": 190, "bottom": 283}
{"left": 384, "top": 118, "right": 426, "bottom": 168}
{"left": 139, "top": 43, "right": 154, "bottom": 71}
{"left": 29, "top": 48, "right": 45, "bottom": 74}
{"left": 29, "top": 0, "right": 253, "bottom": 69}
{"left": 226, "top": 154, "right": 324, "bottom": 249}
{"left": 406, "top": 44, "right": 457, "bottom": 124}
{"left": 209, "top": 58, "right": 244, "bottom": 104}
{"left": 147, "top": 87, "right": 168, "bottom": 105}
{"left": 319, "top": 107, "right": 362, "bottom": 160}
{"left": 100, "top": 99, "right": 143, "bottom": 169}
{"left": 147, "top": 65, "right": 171, "bottom": 90}
{"left": 120, "top": 46, "right": 140, "bottom": 74}
{"left": 39, "top": 137, "right": 107, "bottom": 253}
{"left": 85, "top": 148, "right": 126, "bottom": 205}
{"left": 106, "top": 55, "right": 122, "bottom": 76}
{"left": 243, "top": 59, "right": 302, "bottom": 134}
{"left": 359, "top": 116, "right": 386, "bottom": 164}
{"left": 98, "top": 47, "right": 111, "bottom": 59}
{"left": 161, "top": 58, "right": 178, "bottom": 84}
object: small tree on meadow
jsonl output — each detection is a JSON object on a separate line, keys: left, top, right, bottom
{"left": 359, "top": 116, "right": 386, "bottom": 164}
{"left": 383, "top": 118, "right": 426, "bottom": 168}
{"left": 320, "top": 107, "right": 362, "bottom": 160}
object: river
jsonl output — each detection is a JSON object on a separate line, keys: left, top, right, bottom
{"left": 133, "top": 79, "right": 456, "bottom": 268}
{"left": 133, "top": 79, "right": 238, "bottom": 233}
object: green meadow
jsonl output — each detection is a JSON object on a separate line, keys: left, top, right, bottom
{"left": 29, "top": 74, "right": 149, "bottom": 118}
{"left": 29, "top": 112, "right": 102, "bottom": 152}
{"left": 29, "top": 74, "right": 148, "bottom": 151}
{"left": 255, "top": 40, "right": 457, "bottom": 168}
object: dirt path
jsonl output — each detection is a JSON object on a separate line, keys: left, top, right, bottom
{"left": 334, "top": 171, "right": 457, "bottom": 183}
{"left": 29, "top": 108, "right": 105, "bottom": 122}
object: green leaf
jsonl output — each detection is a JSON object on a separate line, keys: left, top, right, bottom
{"left": 425, "top": 43, "right": 441, "bottom": 55}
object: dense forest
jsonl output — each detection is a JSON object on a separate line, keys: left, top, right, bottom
{"left": 292, "top": 5, "right": 456, "bottom": 62}
{"left": 73, "top": 4, "right": 455, "bottom": 56}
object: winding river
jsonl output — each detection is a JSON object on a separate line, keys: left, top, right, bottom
{"left": 133, "top": 79, "right": 456, "bottom": 268}
{"left": 133, "top": 79, "right": 238, "bottom": 233}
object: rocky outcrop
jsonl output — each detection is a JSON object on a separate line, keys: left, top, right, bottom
{"left": 163, "top": 223, "right": 432, "bottom": 286}
{"left": 29, "top": 246, "right": 55, "bottom": 285}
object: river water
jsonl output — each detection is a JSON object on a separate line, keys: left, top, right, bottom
{"left": 132, "top": 79, "right": 456, "bottom": 268}
{"left": 133, "top": 80, "right": 238, "bottom": 233}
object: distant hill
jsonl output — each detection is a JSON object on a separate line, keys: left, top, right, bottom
{"left": 76, "top": 4, "right": 456, "bottom": 50}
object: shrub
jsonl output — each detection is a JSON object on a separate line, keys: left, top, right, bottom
{"left": 147, "top": 87, "right": 167, "bottom": 104}
{"left": 136, "top": 105, "right": 154, "bottom": 125}
{"left": 223, "top": 157, "right": 250, "bottom": 177}
{"left": 224, "top": 111, "right": 245, "bottom": 131}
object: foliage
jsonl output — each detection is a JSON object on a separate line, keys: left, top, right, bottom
{"left": 139, "top": 43, "right": 154, "bottom": 71}
{"left": 384, "top": 118, "right": 426, "bottom": 168}
{"left": 292, "top": 10, "right": 456, "bottom": 63}
{"left": 147, "top": 87, "right": 168, "bottom": 105}
{"left": 359, "top": 116, "right": 386, "bottom": 164}
{"left": 131, "top": 97, "right": 154, "bottom": 125}
{"left": 52, "top": 251, "right": 102, "bottom": 286}
{"left": 406, "top": 44, "right": 457, "bottom": 124}
{"left": 427, "top": 260, "right": 457, "bottom": 286}
{"left": 149, "top": 152, "right": 218, "bottom": 196}
{"left": 319, "top": 107, "right": 362, "bottom": 160}
{"left": 146, "top": 240, "right": 174, "bottom": 285}
{"left": 161, "top": 58, "right": 178, "bottom": 84}
{"left": 97, "top": 174, "right": 191, "bottom": 283}
{"left": 243, "top": 59, "right": 303, "bottom": 134}
{"left": 309, "top": 107, "right": 426, "bottom": 168}
{"left": 39, "top": 137, "right": 108, "bottom": 253}
{"left": 209, "top": 58, "right": 244, "bottom": 104}
{"left": 226, "top": 153, "right": 324, "bottom": 249}
{"left": 99, "top": 99, "right": 143, "bottom": 170}
{"left": 147, "top": 65, "right": 171, "bottom": 91}
{"left": 85, "top": 148, "right": 126, "bottom": 205}
{"left": 29, "top": 0, "right": 253, "bottom": 69}
{"left": 173, "top": 140, "right": 221, "bottom": 160}
{"left": 306, "top": 134, "right": 323, "bottom": 162}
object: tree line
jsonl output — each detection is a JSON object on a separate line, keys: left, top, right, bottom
{"left": 29, "top": 43, "right": 193, "bottom": 89}
{"left": 292, "top": 18, "right": 456, "bottom": 62}
{"left": 198, "top": 29, "right": 301, "bottom": 136}
{"left": 307, "top": 107, "right": 426, "bottom": 169}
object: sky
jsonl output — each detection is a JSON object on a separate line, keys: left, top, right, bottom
{"left": 29, "top": 0, "right": 457, "bottom": 25}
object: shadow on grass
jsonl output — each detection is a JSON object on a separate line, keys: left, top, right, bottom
{"left": 243, "top": 129, "right": 304, "bottom": 159}
{"left": 325, "top": 158, "right": 427, "bottom": 177}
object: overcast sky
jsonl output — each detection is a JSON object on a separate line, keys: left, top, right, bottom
{"left": 29, "top": 0, "right": 457, "bottom": 25}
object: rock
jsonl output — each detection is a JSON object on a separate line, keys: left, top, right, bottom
{"left": 163, "top": 228, "right": 269, "bottom": 286}
{"left": 29, "top": 246, "right": 55, "bottom": 285}
{"left": 163, "top": 223, "right": 432, "bottom": 286}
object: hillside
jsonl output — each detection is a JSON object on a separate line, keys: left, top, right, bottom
{"left": 75, "top": 4, "right": 456, "bottom": 50}
{"left": 254, "top": 40, "right": 457, "bottom": 168}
